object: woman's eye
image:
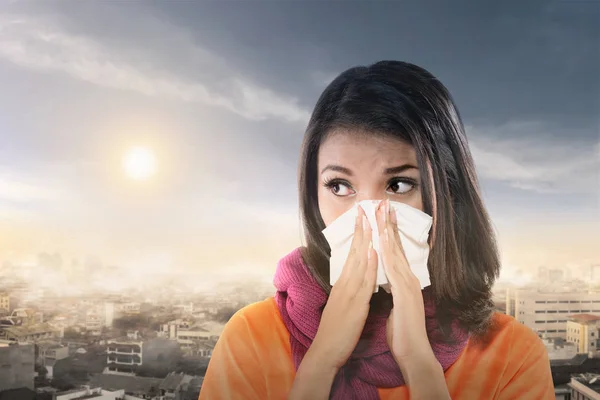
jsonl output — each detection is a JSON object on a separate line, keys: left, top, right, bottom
{"left": 325, "top": 180, "right": 354, "bottom": 197}
{"left": 387, "top": 180, "right": 415, "bottom": 195}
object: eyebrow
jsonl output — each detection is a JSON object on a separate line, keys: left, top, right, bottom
{"left": 384, "top": 164, "right": 418, "bottom": 174}
{"left": 320, "top": 163, "right": 418, "bottom": 176}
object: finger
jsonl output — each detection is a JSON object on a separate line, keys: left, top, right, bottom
{"left": 387, "top": 205, "right": 419, "bottom": 285}
{"left": 375, "top": 200, "right": 387, "bottom": 240}
{"left": 355, "top": 210, "right": 372, "bottom": 276}
{"left": 376, "top": 200, "right": 396, "bottom": 266}
{"left": 387, "top": 201, "right": 404, "bottom": 254}
{"left": 358, "top": 235, "right": 378, "bottom": 296}
{"left": 337, "top": 206, "right": 367, "bottom": 284}
{"left": 376, "top": 202, "right": 404, "bottom": 290}
{"left": 375, "top": 200, "right": 393, "bottom": 273}
{"left": 348, "top": 210, "right": 373, "bottom": 291}
{"left": 380, "top": 225, "right": 412, "bottom": 292}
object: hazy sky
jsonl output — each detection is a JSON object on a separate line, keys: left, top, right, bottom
{"left": 0, "top": 1, "right": 598, "bottom": 282}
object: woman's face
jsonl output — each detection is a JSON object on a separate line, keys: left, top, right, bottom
{"left": 318, "top": 130, "right": 423, "bottom": 226}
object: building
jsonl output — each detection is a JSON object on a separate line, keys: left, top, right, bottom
{"left": 0, "top": 388, "right": 37, "bottom": 400}
{"left": 160, "top": 372, "right": 195, "bottom": 399}
{"left": 104, "top": 302, "right": 115, "bottom": 327}
{"left": 567, "top": 314, "right": 600, "bottom": 355}
{"left": 506, "top": 288, "right": 600, "bottom": 339}
{"left": 555, "top": 384, "right": 572, "bottom": 400}
{"left": 551, "top": 354, "right": 600, "bottom": 390}
{"left": 88, "top": 373, "right": 164, "bottom": 398}
{"left": 173, "top": 303, "right": 194, "bottom": 315}
{"left": 0, "top": 340, "right": 34, "bottom": 392}
{"left": 105, "top": 333, "right": 143, "bottom": 376}
{"left": 159, "top": 319, "right": 223, "bottom": 351}
{"left": 104, "top": 331, "right": 180, "bottom": 376}
{"left": 118, "top": 302, "right": 141, "bottom": 315}
{"left": 85, "top": 310, "right": 104, "bottom": 335}
{"left": 85, "top": 372, "right": 198, "bottom": 400}
{"left": 54, "top": 386, "right": 136, "bottom": 400}
{"left": 565, "top": 374, "right": 600, "bottom": 399}
{"left": 37, "top": 341, "right": 69, "bottom": 379}
{"left": 543, "top": 336, "right": 578, "bottom": 360}
{"left": 194, "top": 341, "right": 216, "bottom": 358}
{"left": 0, "top": 292, "right": 9, "bottom": 314}
{"left": 6, "top": 308, "right": 43, "bottom": 325}
{"left": 181, "top": 377, "right": 203, "bottom": 400}
{"left": 0, "top": 322, "right": 59, "bottom": 343}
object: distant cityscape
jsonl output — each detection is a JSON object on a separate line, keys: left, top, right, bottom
{"left": 2, "top": 257, "right": 600, "bottom": 399}
{"left": 0, "top": 253, "right": 274, "bottom": 400}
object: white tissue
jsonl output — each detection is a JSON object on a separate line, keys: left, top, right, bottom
{"left": 322, "top": 200, "right": 433, "bottom": 293}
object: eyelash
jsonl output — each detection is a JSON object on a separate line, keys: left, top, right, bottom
{"left": 322, "top": 177, "right": 418, "bottom": 196}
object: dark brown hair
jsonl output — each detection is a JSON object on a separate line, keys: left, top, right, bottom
{"left": 298, "top": 61, "right": 500, "bottom": 338}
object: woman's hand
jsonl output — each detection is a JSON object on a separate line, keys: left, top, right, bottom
{"left": 289, "top": 206, "right": 378, "bottom": 399}
{"left": 374, "top": 199, "right": 451, "bottom": 399}
{"left": 310, "top": 205, "right": 378, "bottom": 372}
{"left": 375, "top": 199, "right": 436, "bottom": 370}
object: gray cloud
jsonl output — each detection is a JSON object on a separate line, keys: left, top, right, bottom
{"left": 0, "top": 12, "right": 309, "bottom": 123}
{"left": 468, "top": 121, "right": 600, "bottom": 194}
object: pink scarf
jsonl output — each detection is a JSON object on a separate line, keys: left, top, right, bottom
{"left": 273, "top": 248, "right": 469, "bottom": 399}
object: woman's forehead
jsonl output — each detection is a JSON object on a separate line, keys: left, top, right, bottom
{"left": 318, "top": 130, "right": 418, "bottom": 167}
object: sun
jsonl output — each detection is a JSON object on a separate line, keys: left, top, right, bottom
{"left": 123, "top": 147, "right": 157, "bottom": 180}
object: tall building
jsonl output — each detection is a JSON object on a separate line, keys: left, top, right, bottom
{"left": 0, "top": 340, "right": 34, "bottom": 391}
{"left": 506, "top": 288, "right": 600, "bottom": 340}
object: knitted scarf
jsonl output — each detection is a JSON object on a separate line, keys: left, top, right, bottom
{"left": 273, "top": 248, "right": 469, "bottom": 399}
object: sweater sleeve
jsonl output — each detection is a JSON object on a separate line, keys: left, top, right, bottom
{"left": 496, "top": 324, "right": 555, "bottom": 400}
{"left": 198, "top": 310, "right": 267, "bottom": 400}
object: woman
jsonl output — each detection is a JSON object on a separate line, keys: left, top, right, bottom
{"left": 199, "top": 61, "right": 554, "bottom": 399}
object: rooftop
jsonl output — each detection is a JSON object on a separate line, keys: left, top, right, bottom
{"left": 37, "top": 340, "right": 63, "bottom": 350}
{"left": 195, "top": 341, "right": 216, "bottom": 351}
{"left": 1, "top": 322, "right": 58, "bottom": 337}
{"left": 160, "top": 372, "right": 186, "bottom": 390}
{"left": 568, "top": 314, "right": 600, "bottom": 324}
{"left": 56, "top": 387, "right": 100, "bottom": 396}
{"left": 88, "top": 373, "right": 162, "bottom": 393}
{"left": 0, "top": 388, "right": 36, "bottom": 400}
{"left": 107, "top": 337, "right": 143, "bottom": 344}
{"left": 571, "top": 374, "right": 600, "bottom": 394}
{"left": 72, "top": 394, "right": 103, "bottom": 400}
{"left": 551, "top": 353, "right": 589, "bottom": 367}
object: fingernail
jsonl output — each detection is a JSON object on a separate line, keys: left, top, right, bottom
{"left": 391, "top": 206, "right": 397, "bottom": 224}
{"left": 383, "top": 228, "right": 388, "bottom": 242}
{"left": 382, "top": 283, "right": 391, "bottom": 294}
{"left": 368, "top": 241, "right": 373, "bottom": 259}
{"left": 363, "top": 215, "right": 369, "bottom": 230}
{"left": 386, "top": 199, "right": 391, "bottom": 215}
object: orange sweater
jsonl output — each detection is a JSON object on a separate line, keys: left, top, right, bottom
{"left": 199, "top": 297, "right": 555, "bottom": 399}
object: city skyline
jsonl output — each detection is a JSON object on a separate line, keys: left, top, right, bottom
{"left": 0, "top": 1, "right": 598, "bottom": 283}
